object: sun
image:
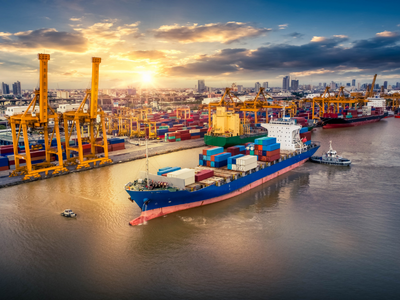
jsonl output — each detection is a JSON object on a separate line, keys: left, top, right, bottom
{"left": 141, "top": 73, "right": 152, "bottom": 83}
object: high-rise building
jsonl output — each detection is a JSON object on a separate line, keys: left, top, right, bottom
{"left": 198, "top": 80, "right": 205, "bottom": 93}
{"left": 2, "top": 82, "right": 10, "bottom": 95}
{"left": 237, "top": 85, "right": 243, "bottom": 92}
{"left": 375, "top": 84, "right": 379, "bottom": 89}
{"left": 291, "top": 80, "right": 299, "bottom": 91}
{"left": 127, "top": 88, "right": 136, "bottom": 95}
{"left": 352, "top": 79, "right": 356, "bottom": 86}
{"left": 263, "top": 82, "right": 268, "bottom": 89}
{"left": 383, "top": 81, "right": 388, "bottom": 89}
{"left": 12, "top": 81, "right": 21, "bottom": 95}
{"left": 323, "top": 83, "right": 327, "bottom": 88}
{"left": 255, "top": 82, "right": 261, "bottom": 92}
{"left": 282, "top": 76, "right": 290, "bottom": 90}
{"left": 346, "top": 83, "right": 351, "bottom": 87}
{"left": 330, "top": 81, "right": 336, "bottom": 90}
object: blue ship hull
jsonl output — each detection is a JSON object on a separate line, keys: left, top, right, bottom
{"left": 126, "top": 145, "right": 319, "bottom": 225}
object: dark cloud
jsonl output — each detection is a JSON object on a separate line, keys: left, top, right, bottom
{"left": 153, "top": 22, "right": 271, "bottom": 44}
{"left": 287, "top": 32, "right": 304, "bottom": 39}
{"left": 1, "top": 28, "right": 88, "bottom": 52}
{"left": 165, "top": 35, "right": 400, "bottom": 77}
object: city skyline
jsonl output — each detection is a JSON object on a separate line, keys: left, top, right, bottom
{"left": 0, "top": 0, "right": 399, "bottom": 89}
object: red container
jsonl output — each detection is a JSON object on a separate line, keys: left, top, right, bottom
{"left": 206, "top": 161, "right": 211, "bottom": 167}
{"left": 254, "top": 150, "right": 259, "bottom": 155}
{"left": 0, "top": 165, "right": 10, "bottom": 171}
{"left": 266, "top": 154, "right": 280, "bottom": 162}
{"left": 195, "top": 170, "right": 214, "bottom": 181}
{"left": 266, "top": 149, "right": 280, "bottom": 157}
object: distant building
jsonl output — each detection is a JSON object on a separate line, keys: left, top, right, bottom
{"left": 282, "top": 76, "right": 290, "bottom": 90}
{"left": 237, "top": 85, "right": 243, "bottom": 92}
{"left": 352, "top": 79, "right": 356, "bottom": 86}
{"left": 127, "top": 88, "right": 136, "bottom": 95}
{"left": 375, "top": 84, "right": 379, "bottom": 89}
{"left": 2, "top": 82, "right": 10, "bottom": 95}
{"left": 383, "top": 81, "right": 388, "bottom": 89}
{"left": 198, "top": 80, "right": 205, "bottom": 93}
{"left": 57, "top": 91, "right": 70, "bottom": 98}
{"left": 330, "top": 81, "right": 336, "bottom": 90}
{"left": 231, "top": 83, "right": 238, "bottom": 92}
{"left": 255, "top": 82, "right": 261, "bottom": 92}
{"left": 323, "top": 83, "right": 327, "bottom": 88}
{"left": 12, "top": 81, "right": 22, "bottom": 95}
{"left": 263, "top": 82, "right": 268, "bottom": 89}
{"left": 346, "top": 83, "right": 351, "bottom": 87}
{"left": 291, "top": 80, "right": 299, "bottom": 91}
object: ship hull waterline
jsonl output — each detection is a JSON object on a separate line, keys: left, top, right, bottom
{"left": 126, "top": 146, "right": 319, "bottom": 225}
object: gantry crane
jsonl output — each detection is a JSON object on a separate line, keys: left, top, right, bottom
{"left": 8, "top": 54, "right": 67, "bottom": 180}
{"left": 62, "top": 57, "right": 112, "bottom": 169}
{"left": 205, "top": 88, "right": 242, "bottom": 127}
{"left": 235, "top": 87, "right": 297, "bottom": 123}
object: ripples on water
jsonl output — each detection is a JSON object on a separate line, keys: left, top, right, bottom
{"left": 1, "top": 119, "right": 400, "bottom": 299}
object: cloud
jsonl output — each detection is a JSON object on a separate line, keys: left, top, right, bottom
{"left": 0, "top": 32, "right": 12, "bottom": 40}
{"left": 376, "top": 31, "right": 397, "bottom": 37}
{"left": 70, "top": 17, "right": 82, "bottom": 21}
{"left": 73, "top": 21, "right": 141, "bottom": 50}
{"left": 279, "top": 24, "right": 288, "bottom": 30}
{"left": 118, "top": 50, "right": 166, "bottom": 61}
{"left": 163, "top": 34, "right": 400, "bottom": 78}
{"left": 153, "top": 22, "right": 271, "bottom": 44}
{"left": 311, "top": 36, "right": 326, "bottom": 42}
{"left": 0, "top": 28, "right": 88, "bottom": 52}
{"left": 287, "top": 32, "right": 304, "bottom": 39}
{"left": 333, "top": 35, "right": 348, "bottom": 38}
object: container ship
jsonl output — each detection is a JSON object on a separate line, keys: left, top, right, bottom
{"left": 124, "top": 117, "right": 319, "bottom": 225}
{"left": 321, "top": 96, "right": 388, "bottom": 129}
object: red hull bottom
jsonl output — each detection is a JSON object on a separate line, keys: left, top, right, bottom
{"left": 129, "top": 158, "right": 308, "bottom": 225}
{"left": 395, "top": 116, "right": 400, "bottom": 119}
{"left": 323, "top": 118, "right": 381, "bottom": 129}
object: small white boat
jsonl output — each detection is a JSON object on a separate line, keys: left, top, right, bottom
{"left": 61, "top": 209, "right": 77, "bottom": 218}
{"left": 310, "top": 141, "right": 351, "bottom": 166}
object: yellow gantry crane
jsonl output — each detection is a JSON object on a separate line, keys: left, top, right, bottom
{"left": 62, "top": 57, "right": 112, "bottom": 169}
{"left": 8, "top": 54, "right": 67, "bottom": 180}
{"left": 206, "top": 88, "right": 242, "bottom": 127}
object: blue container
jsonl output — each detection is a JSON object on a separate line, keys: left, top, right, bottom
{"left": 300, "top": 127, "right": 308, "bottom": 133}
{"left": 199, "top": 160, "right": 203, "bottom": 165}
{"left": 255, "top": 137, "right": 276, "bottom": 146}
{"left": 265, "top": 143, "right": 280, "bottom": 151}
{"left": 206, "top": 147, "right": 224, "bottom": 156}
{"left": 157, "top": 167, "right": 181, "bottom": 176}
{"left": 215, "top": 152, "right": 231, "bottom": 162}
{"left": 211, "top": 161, "right": 215, "bottom": 167}
{"left": 228, "top": 164, "right": 232, "bottom": 170}
{"left": 199, "top": 154, "right": 203, "bottom": 160}
{"left": 228, "top": 154, "right": 244, "bottom": 165}
{"left": 158, "top": 167, "right": 172, "bottom": 172}
{"left": 0, "top": 156, "right": 9, "bottom": 167}
{"left": 262, "top": 150, "right": 267, "bottom": 156}
{"left": 304, "top": 140, "right": 311, "bottom": 145}
{"left": 215, "top": 161, "right": 227, "bottom": 168}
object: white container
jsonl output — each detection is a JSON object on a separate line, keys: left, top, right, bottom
{"left": 167, "top": 168, "right": 195, "bottom": 186}
{"left": 232, "top": 164, "right": 237, "bottom": 170}
{"left": 237, "top": 155, "right": 257, "bottom": 166}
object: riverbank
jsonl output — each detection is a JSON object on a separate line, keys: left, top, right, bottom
{"left": 0, "top": 139, "right": 205, "bottom": 189}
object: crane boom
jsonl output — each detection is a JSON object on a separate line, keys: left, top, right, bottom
{"left": 38, "top": 54, "right": 50, "bottom": 123}
{"left": 90, "top": 57, "right": 101, "bottom": 118}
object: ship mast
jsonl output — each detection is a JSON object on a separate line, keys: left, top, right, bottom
{"left": 146, "top": 135, "right": 149, "bottom": 186}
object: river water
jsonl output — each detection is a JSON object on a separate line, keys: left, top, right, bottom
{"left": 1, "top": 119, "right": 400, "bottom": 300}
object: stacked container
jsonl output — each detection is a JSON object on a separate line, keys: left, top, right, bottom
{"left": 199, "top": 147, "right": 231, "bottom": 167}
{"left": 195, "top": 169, "right": 214, "bottom": 182}
{"left": 236, "top": 155, "right": 257, "bottom": 171}
{"left": 227, "top": 154, "right": 244, "bottom": 170}
{"left": 157, "top": 166, "right": 181, "bottom": 176}
{"left": 254, "top": 137, "right": 281, "bottom": 162}
{"left": 167, "top": 168, "right": 195, "bottom": 186}
{"left": 0, "top": 156, "right": 9, "bottom": 171}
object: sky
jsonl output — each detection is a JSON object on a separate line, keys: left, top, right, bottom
{"left": 0, "top": 0, "right": 400, "bottom": 90}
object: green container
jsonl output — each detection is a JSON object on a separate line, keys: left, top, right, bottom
{"left": 176, "top": 138, "right": 181, "bottom": 141}
{"left": 250, "top": 151, "right": 254, "bottom": 155}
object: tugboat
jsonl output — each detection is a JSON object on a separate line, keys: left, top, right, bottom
{"left": 61, "top": 209, "right": 77, "bottom": 218}
{"left": 310, "top": 141, "right": 351, "bottom": 166}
